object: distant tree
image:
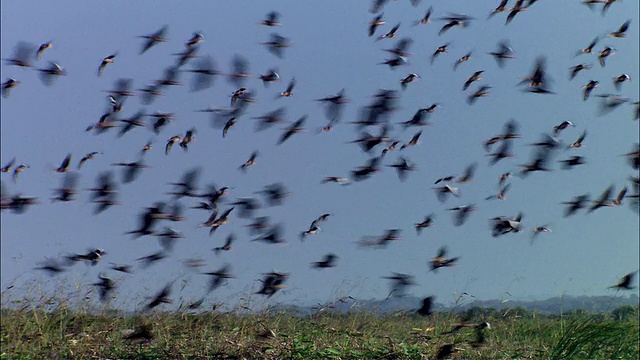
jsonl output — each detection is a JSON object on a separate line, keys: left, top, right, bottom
{"left": 611, "top": 305, "right": 637, "bottom": 321}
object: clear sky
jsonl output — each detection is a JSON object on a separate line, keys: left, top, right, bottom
{"left": 1, "top": 0, "right": 638, "bottom": 311}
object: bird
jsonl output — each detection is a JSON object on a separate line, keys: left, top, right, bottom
{"left": 261, "top": 33, "right": 290, "bottom": 58}
{"left": 256, "top": 271, "right": 288, "bottom": 297}
{"left": 415, "top": 214, "right": 434, "bottom": 235}
{"left": 368, "top": 13, "right": 386, "bottom": 37}
{"left": 93, "top": 274, "right": 116, "bottom": 302}
{"left": 598, "top": 47, "right": 614, "bottom": 67}
{"left": 568, "top": 130, "right": 587, "bottom": 148}
{"left": 139, "top": 25, "right": 168, "bottom": 54}
{"left": 613, "top": 74, "right": 631, "bottom": 91}
{"left": 98, "top": 53, "right": 117, "bottom": 76}
{"left": 431, "top": 43, "right": 450, "bottom": 64}
{"left": 260, "top": 11, "right": 281, "bottom": 26}
{"left": 489, "top": 41, "right": 515, "bottom": 68}
{"left": 430, "top": 247, "right": 459, "bottom": 272}
{"left": 583, "top": 81, "right": 599, "bottom": 101}
{"left": 278, "top": 116, "right": 306, "bottom": 145}
{"left": 609, "top": 272, "right": 636, "bottom": 290}
{"left": 203, "top": 264, "right": 235, "bottom": 293}
{"left": 400, "top": 73, "right": 419, "bottom": 89}
{"left": 608, "top": 20, "right": 630, "bottom": 38}
{"left": 417, "top": 296, "right": 434, "bottom": 316}
{"left": 2, "top": 78, "right": 20, "bottom": 98}
{"left": 239, "top": 151, "right": 258, "bottom": 172}
{"left": 447, "top": 204, "right": 476, "bottom": 226}
{"left": 213, "top": 233, "right": 235, "bottom": 255}
{"left": 569, "top": 64, "right": 591, "bottom": 80}
{"left": 414, "top": 7, "right": 433, "bottom": 26}
{"left": 147, "top": 283, "right": 172, "bottom": 309}
{"left": 36, "top": 41, "right": 52, "bottom": 60}
{"left": 279, "top": 78, "right": 296, "bottom": 97}
{"left": 312, "top": 254, "right": 338, "bottom": 269}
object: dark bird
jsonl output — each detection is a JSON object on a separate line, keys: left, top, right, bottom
{"left": 53, "top": 153, "right": 72, "bottom": 173}
{"left": 239, "top": 151, "right": 259, "bottom": 172}
{"left": 2, "top": 78, "right": 20, "bottom": 98}
{"left": 1, "top": 158, "right": 15, "bottom": 173}
{"left": 257, "top": 183, "right": 290, "bottom": 206}
{"left": 464, "top": 70, "right": 484, "bottom": 90}
{"left": 431, "top": 43, "right": 450, "bottom": 64}
{"left": 227, "top": 55, "right": 251, "bottom": 87}
{"left": 312, "top": 253, "right": 338, "bottom": 269}
{"left": 98, "top": 53, "right": 117, "bottom": 76}
{"left": 569, "top": 64, "right": 591, "bottom": 80}
{"left": 52, "top": 172, "right": 79, "bottom": 202}
{"left": 279, "top": 77, "right": 296, "bottom": 97}
{"left": 488, "top": 0, "right": 511, "bottom": 18}
{"left": 321, "top": 176, "right": 350, "bottom": 185}
{"left": 377, "top": 23, "right": 400, "bottom": 40}
{"left": 137, "top": 251, "right": 167, "bottom": 268}
{"left": 4, "top": 41, "right": 36, "bottom": 68}
{"left": 613, "top": 74, "right": 631, "bottom": 91}
{"left": 506, "top": 0, "right": 527, "bottom": 24}
{"left": 568, "top": 130, "right": 587, "bottom": 148}
{"left": 180, "top": 128, "right": 196, "bottom": 151}
{"left": 400, "top": 73, "right": 419, "bottom": 89}
{"left": 213, "top": 233, "right": 235, "bottom": 255}
{"left": 383, "top": 272, "right": 416, "bottom": 297}
{"left": 491, "top": 213, "right": 523, "bottom": 237}
{"left": 204, "top": 264, "right": 234, "bottom": 293}
{"left": 317, "top": 89, "right": 348, "bottom": 122}
{"left": 260, "top": 11, "right": 281, "bottom": 26}
{"left": 562, "top": 194, "right": 590, "bottom": 217}
{"left": 415, "top": 214, "right": 435, "bottom": 235}
{"left": 598, "top": 47, "right": 614, "bottom": 67}
{"left": 417, "top": 296, "right": 434, "bottom": 316}
{"left": 433, "top": 185, "right": 460, "bottom": 203}
{"left": 36, "top": 41, "right": 52, "bottom": 60}
{"left": 489, "top": 40, "right": 515, "bottom": 68}
{"left": 560, "top": 155, "right": 586, "bottom": 169}
{"left": 112, "top": 158, "right": 148, "bottom": 183}
{"left": 78, "top": 151, "right": 102, "bottom": 169}
{"left": 583, "top": 80, "right": 599, "bottom": 101}
{"left": 12, "top": 164, "right": 29, "bottom": 183}
{"left": 126, "top": 203, "right": 167, "bottom": 238}
{"left": 253, "top": 223, "right": 286, "bottom": 244}
{"left": 553, "top": 120, "right": 574, "bottom": 137}
{"left": 34, "top": 259, "right": 66, "bottom": 276}
{"left": 385, "top": 37, "right": 413, "bottom": 58}
{"left": 609, "top": 272, "right": 636, "bottom": 290}
{"left": 66, "top": 248, "right": 106, "bottom": 266}
{"left": 400, "top": 131, "right": 422, "bottom": 150}
{"left": 259, "top": 68, "right": 280, "bottom": 87}
{"left": 37, "top": 62, "right": 66, "bottom": 86}
{"left": 387, "top": 156, "right": 416, "bottom": 181}
{"left": 453, "top": 51, "right": 473, "bottom": 70}
{"left": 430, "top": 246, "right": 459, "bottom": 272}
{"left": 256, "top": 271, "right": 288, "bottom": 297}
{"left": 576, "top": 37, "right": 599, "bottom": 56}
{"left": 368, "top": 13, "right": 386, "bottom": 37}
{"left": 139, "top": 25, "right": 168, "bottom": 54}
{"left": 485, "top": 184, "right": 511, "bottom": 200}
{"left": 147, "top": 283, "right": 172, "bottom": 309}
{"left": 188, "top": 55, "right": 220, "bottom": 92}
{"left": 588, "top": 185, "right": 614, "bottom": 213}
{"left": 278, "top": 115, "right": 306, "bottom": 145}
{"left": 261, "top": 33, "right": 290, "bottom": 58}
{"left": 447, "top": 204, "right": 476, "bottom": 226}
{"left": 94, "top": 274, "right": 116, "bottom": 302}
{"left": 438, "top": 14, "right": 472, "bottom": 35}
{"left": 609, "top": 20, "right": 630, "bottom": 38}
{"left": 468, "top": 85, "right": 491, "bottom": 104}
{"left": 183, "top": 32, "right": 203, "bottom": 48}
{"left": 414, "top": 7, "right": 433, "bottom": 26}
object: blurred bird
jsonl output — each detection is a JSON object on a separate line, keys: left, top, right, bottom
{"left": 139, "top": 25, "right": 168, "bottom": 54}
{"left": 312, "top": 254, "right": 338, "bottom": 269}
{"left": 417, "top": 296, "right": 434, "bottom": 316}
{"left": 98, "top": 53, "right": 117, "bottom": 76}
{"left": 430, "top": 247, "right": 459, "bottom": 272}
{"left": 609, "top": 272, "right": 636, "bottom": 290}
{"left": 147, "top": 283, "right": 172, "bottom": 309}
{"left": 415, "top": 214, "right": 435, "bottom": 235}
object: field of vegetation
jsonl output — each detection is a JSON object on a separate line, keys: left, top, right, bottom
{"left": 1, "top": 296, "right": 638, "bottom": 359}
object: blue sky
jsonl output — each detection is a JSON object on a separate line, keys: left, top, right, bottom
{"left": 1, "top": 0, "right": 638, "bottom": 311}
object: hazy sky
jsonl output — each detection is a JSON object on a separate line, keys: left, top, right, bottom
{"left": 1, "top": 0, "right": 638, "bottom": 311}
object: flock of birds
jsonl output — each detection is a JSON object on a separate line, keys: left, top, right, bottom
{"left": 1, "top": 1, "right": 639, "bottom": 350}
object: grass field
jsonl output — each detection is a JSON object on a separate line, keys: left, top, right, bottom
{"left": 1, "top": 297, "right": 638, "bottom": 359}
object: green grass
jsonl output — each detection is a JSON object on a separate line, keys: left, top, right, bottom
{"left": 1, "top": 303, "right": 638, "bottom": 359}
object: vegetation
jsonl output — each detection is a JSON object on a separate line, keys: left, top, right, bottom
{"left": 1, "top": 299, "right": 638, "bottom": 359}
